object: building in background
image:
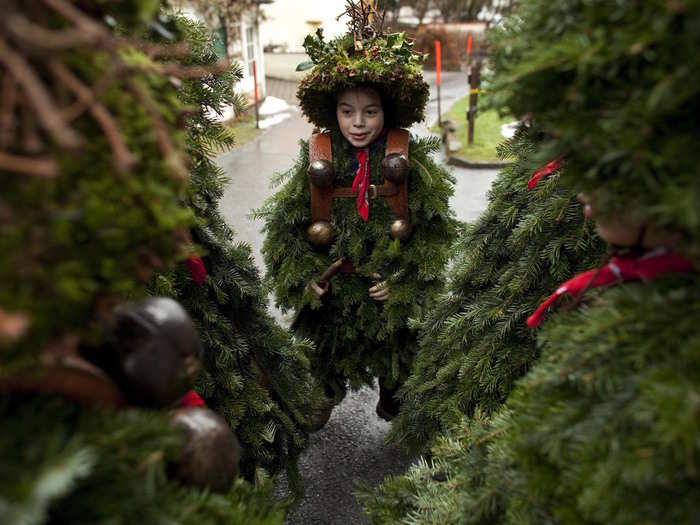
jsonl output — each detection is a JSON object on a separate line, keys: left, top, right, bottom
{"left": 260, "top": 0, "right": 348, "bottom": 54}
{"left": 174, "top": 1, "right": 268, "bottom": 103}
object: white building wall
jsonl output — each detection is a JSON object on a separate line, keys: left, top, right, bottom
{"left": 261, "top": 0, "right": 348, "bottom": 53}
{"left": 238, "top": 12, "right": 266, "bottom": 100}
{"left": 174, "top": 3, "right": 265, "bottom": 102}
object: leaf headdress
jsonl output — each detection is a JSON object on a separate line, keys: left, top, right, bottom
{"left": 296, "top": 1, "right": 429, "bottom": 129}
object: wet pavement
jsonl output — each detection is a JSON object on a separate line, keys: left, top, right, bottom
{"left": 215, "top": 70, "right": 499, "bottom": 524}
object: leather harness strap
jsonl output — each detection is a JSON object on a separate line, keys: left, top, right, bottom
{"left": 383, "top": 129, "right": 410, "bottom": 221}
{"left": 308, "top": 128, "right": 410, "bottom": 223}
{"left": 309, "top": 132, "right": 333, "bottom": 224}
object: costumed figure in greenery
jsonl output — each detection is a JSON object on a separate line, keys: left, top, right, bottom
{"left": 362, "top": 1, "right": 700, "bottom": 523}
{"left": 257, "top": 1, "right": 457, "bottom": 423}
{"left": 150, "top": 15, "right": 313, "bottom": 493}
{"left": 0, "top": 2, "right": 282, "bottom": 523}
{"left": 386, "top": 126, "right": 605, "bottom": 453}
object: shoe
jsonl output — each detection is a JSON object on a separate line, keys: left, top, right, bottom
{"left": 376, "top": 381, "right": 401, "bottom": 422}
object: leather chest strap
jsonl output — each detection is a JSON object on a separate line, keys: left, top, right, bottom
{"left": 309, "top": 132, "right": 333, "bottom": 223}
{"left": 384, "top": 128, "right": 410, "bottom": 221}
{"left": 386, "top": 128, "right": 409, "bottom": 157}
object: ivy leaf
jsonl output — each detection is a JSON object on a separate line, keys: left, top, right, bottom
{"left": 387, "top": 33, "right": 405, "bottom": 49}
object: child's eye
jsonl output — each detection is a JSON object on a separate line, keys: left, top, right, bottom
{"left": 366, "top": 110, "right": 376, "bottom": 116}
{"left": 342, "top": 110, "right": 352, "bottom": 116}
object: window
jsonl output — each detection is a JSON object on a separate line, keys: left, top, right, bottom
{"left": 246, "top": 26, "right": 256, "bottom": 76}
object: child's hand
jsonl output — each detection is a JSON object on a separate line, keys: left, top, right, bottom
{"left": 369, "top": 273, "right": 389, "bottom": 302}
{"left": 308, "top": 281, "right": 329, "bottom": 298}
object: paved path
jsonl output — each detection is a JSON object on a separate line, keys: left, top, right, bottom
{"left": 216, "top": 71, "right": 499, "bottom": 524}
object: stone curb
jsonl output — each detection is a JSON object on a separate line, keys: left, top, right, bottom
{"left": 446, "top": 155, "right": 510, "bottom": 169}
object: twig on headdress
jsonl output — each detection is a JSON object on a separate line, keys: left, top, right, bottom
{"left": 340, "top": 0, "right": 387, "bottom": 46}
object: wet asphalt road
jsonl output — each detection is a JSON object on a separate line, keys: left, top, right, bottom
{"left": 216, "top": 71, "right": 498, "bottom": 524}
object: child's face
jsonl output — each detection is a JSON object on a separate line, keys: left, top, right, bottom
{"left": 336, "top": 88, "right": 385, "bottom": 148}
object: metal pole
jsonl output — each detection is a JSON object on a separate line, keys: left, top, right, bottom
{"left": 253, "top": 59, "right": 260, "bottom": 129}
{"left": 435, "top": 39, "right": 442, "bottom": 127}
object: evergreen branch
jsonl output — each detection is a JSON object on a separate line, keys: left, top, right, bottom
{"left": 411, "top": 158, "right": 433, "bottom": 186}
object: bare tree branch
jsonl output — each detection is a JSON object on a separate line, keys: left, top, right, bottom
{"left": 0, "top": 36, "right": 82, "bottom": 149}
{"left": 49, "top": 62, "right": 136, "bottom": 174}
{"left": 0, "top": 152, "right": 59, "bottom": 178}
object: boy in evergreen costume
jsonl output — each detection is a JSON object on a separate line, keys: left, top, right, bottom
{"left": 258, "top": 1, "right": 457, "bottom": 422}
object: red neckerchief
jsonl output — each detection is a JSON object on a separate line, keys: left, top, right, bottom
{"left": 527, "top": 249, "right": 695, "bottom": 328}
{"left": 352, "top": 148, "right": 370, "bottom": 221}
{"left": 184, "top": 256, "right": 207, "bottom": 286}
{"left": 178, "top": 390, "right": 206, "bottom": 407}
{"left": 528, "top": 159, "right": 562, "bottom": 190}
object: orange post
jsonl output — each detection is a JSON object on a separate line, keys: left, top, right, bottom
{"left": 435, "top": 40, "right": 442, "bottom": 126}
{"left": 253, "top": 59, "right": 259, "bottom": 129}
{"left": 467, "top": 34, "right": 473, "bottom": 61}
{"left": 435, "top": 40, "right": 442, "bottom": 86}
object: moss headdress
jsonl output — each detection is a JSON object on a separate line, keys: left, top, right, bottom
{"left": 296, "top": 1, "right": 429, "bottom": 129}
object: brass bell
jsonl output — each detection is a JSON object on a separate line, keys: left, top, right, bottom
{"left": 389, "top": 219, "right": 413, "bottom": 241}
{"left": 307, "top": 221, "right": 335, "bottom": 246}
{"left": 170, "top": 407, "right": 240, "bottom": 491}
{"left": 382, "top": 153, "right": 409, "bottom": 183}
{"left": 308, "top": 159, "right": 335, "bottom": 188}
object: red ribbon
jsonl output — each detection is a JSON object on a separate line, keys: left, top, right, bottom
{"left": 528, "top": 159, "right": 562, "bottom": 190}
{"left": 352, "top": 148, "right": 370, "bottom": 222}
{"left": 178, "top": 390, "right": 206, "bottom": 407}
{"left": 527, "top": 250, "right": 695, "bottom": 328}
{"left": 184, "top": 256, "right": 207, "bottom": 286}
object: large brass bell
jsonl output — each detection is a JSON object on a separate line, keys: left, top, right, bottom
{"left": 170, "top": 407, "right": 240, "bottom": 492}
{"left": 389, "top": 219, "right": 413, "bottom": 241}
{"left": 381, "top": 153, "right": 409, "bottom": 183}
{"left": 308, "top": 159, "right": 335, "bottom": 188}
{"left": 307, "top": 221, "right": 335, "bottom": 246}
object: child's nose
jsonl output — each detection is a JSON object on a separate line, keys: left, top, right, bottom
{"left": 352, "top": 113, "right": 365, "bottom": 127}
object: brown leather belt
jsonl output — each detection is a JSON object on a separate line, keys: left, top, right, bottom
{"left": 333, "top": 184, "right": 399, "bottom": 199}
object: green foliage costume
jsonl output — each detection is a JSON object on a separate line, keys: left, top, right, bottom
{"left": 258, "top": 23, "right": 457, "bottom": 404}
{"left": 388, "top": 128, "right": 605, "bottom": 452}
{"left": 0, "top": 3, "right": 282, "bottom": 523}
{"left": 363, "top": 0, "right": 700, "bottom": 522}
{"left": 150, "top": 17, "right": 312, "bottom": 489}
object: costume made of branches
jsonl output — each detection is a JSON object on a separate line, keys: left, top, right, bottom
{"left": 258, "top": 130, "right": 457, "bottom": 397}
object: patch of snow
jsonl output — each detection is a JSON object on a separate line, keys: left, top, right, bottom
{"left": 500, "top": 121, "right": 520, "bottom": 139}
{"left": 259, "top": 96, "right": 292, "bottom": 116}
{"left": 259, "top": 112, "right": 292, "bottom": 129}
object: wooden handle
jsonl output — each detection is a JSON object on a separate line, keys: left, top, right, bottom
{"left": 317, "top": 259, "right": 344, "bottom": 286}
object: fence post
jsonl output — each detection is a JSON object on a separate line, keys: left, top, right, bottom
{"left": 467, "top": 59, "right": 481, "bottom": 145}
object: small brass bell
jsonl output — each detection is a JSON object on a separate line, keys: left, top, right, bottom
{"left": 382, "top": 153, "right": 409, "bottom": 183}
{"left": 307, "top": 221, "right": 335, "bottom": 246}
{"left": 389, "top": 219, "right": 413, "bottom": 241}
{"left": 308, "top": 159, "right": 335, "bottom": 188}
